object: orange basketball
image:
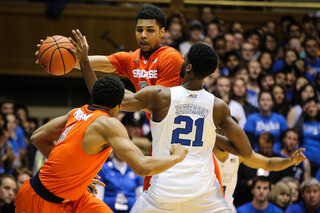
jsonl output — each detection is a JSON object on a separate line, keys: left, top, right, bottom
{"left": 38, "top": 35, "right": 76, "bottom": 76}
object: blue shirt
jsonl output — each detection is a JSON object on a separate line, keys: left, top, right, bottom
{"left": 244, "top": 112, "right": 288, "bottom": 153}
{"left": 285, "top": 201, "right": 320, "bottom": 213}
{"left": 273, "top": 59, "right": 285, "bottom": 73}
{"left": 15, "top": 126, "right": 26, "bottom": 149}
{"left": 302, "top": 121, "right": 320, "bottom": 165}
{"left": 237, "top": 202, "right": 283, "bottom": 213}
{"left": 98, "top": 159, "right": 143, "bottom": 213}
{"left": 247, "top": 89, "right": 259, "bottom": 108}
{"left": 305, "top": 57, "right": 320, "bottom": 83}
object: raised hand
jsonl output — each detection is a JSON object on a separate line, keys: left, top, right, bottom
{"left": 87, "top": 174, "right": 105, "bottom": 194}
{"left": 35, "top": 39, "right": 45, "bottom": 64}
{"left": 68, "top": 29, "right": 89, "bottom": 62}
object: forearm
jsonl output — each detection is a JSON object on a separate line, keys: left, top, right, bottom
{"left": 215, "top": 134, "right": 240, "bottom": 155}
{"left": 266, "top": 157, "right": 294, "bottom": 171}
{"left": 79, "top": 55, "right": 97, "bottom": 94}
{"left": 139, "top": 155, "right": 181, "bottom": 176}
{"left": 75, "top": 55, "right": 116, "bottom": 73}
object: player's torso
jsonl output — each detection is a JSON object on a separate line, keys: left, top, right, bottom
{"left": 148, "top": 86, "right": 217, "bottom": 202}
{"left": 216, "top": 154, "right": 239, "bottom": 206}
{"left": 128, "top": 47, "right": 181, "bottom": 90}
{"left": 39, "top": 105, "right": 112, "bottom": 200}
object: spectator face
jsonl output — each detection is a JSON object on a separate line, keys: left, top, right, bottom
{"left": 259, "top": 52, "right": 272, "bottom": 71}
{"left": 301, "top": 85, "right": 315, "bottom": 102}
{"left": 190, "top": 29, "right": 202, "bottom": 42}
{"left": 136, "top": 19, "right": 164, "bottom": 53}
{"left": 241, "top": 43, "right": 255, "bottom": 61}
{"left": 272, "top": 85, "right": 285, "bottom": 105}
{"left": 306, "top": 100, "right": 318, "bottom": 118}
{"left": 258, "top": 139, "right": 273, "bottom": 157}
{"left": 302, "top": 185, "right": 320, "bottom": 208}
{"left": 286, "top": 71, "right": 297, "bottom": 88}
{"left": 266, "top": 21, "right": 276, "bottom": 35}
{"left": 276, "top": 188, "right": 291, "bottom": 208}
{"left": 260, "top": 75, "right": 275, "bottom": 91}
{"left": 201, "top": 7, "right": 214, "bottom": 24}
{"left": 248, "top": 61, "right": 262, "bottom": 80}
{"left": 1, "top": 103, "right": 14, "bottom": 115}
{"left": 259, "top": 92, "right": 274, "bottom": 112}
{"left": 216, "top": 78, "right": 231, "bottom": 93}
{"left": 284, "top": 50, "right": 298, "bottom": 66}
{"left": 226, "top": 55, "right": 239, "bottom": 71}
{"left": 0, "top": 177, "right": 16, "bottom": 205}
{"left": 288, "top": 24, "right": 301, "bottom": 39}
{"left": 265, "top": 35, "right": 277, "bottom": 52}
{"left": 248, "top": 34, "right": 260, "bottom": 51}
{"left": 6, "top": 114, "right": 17, "bottom": 133}
{"left": 294, "top": 59, "right": 306, "bottom": 75}
{"left": 288, "top": 181, "right": 299, "bottom": 203}
{"left": 275, "top": 72, "right": 286, "bottom": 88}
{"left": 215, "top": 40, "right": 226, "bottom": 58}
{"left": 305, "top": 39, "right": 318, "bottom": 59}
{"left": 224, "top": 33, "right": 235, "bottom": 52}
{"left": 235, "top": 68, "right": 249, "bottom": 83}
{"left": 232, "top": 79, "right": 246, "bottom": 97}
{"left": 169, "top": 23, "right": 183, "bottom": 41}
{"left": 295, "top": 77, "right": 309, "bottom": 92}
{"left": 288, "top": 38, "right": 302, "bottom": 53}
{"left": 161, "top": 31, "right": 173, "bottom": 46}
{"left": 203, "top": 36, "right": 213, "bottom": 47}
{"left": 125, "top": 124, "right": 142, "bottom": 139}
{"left": 252, "top": 181, "right": 270, "bottom": 202}
{"left": 283, "top": 130, "right": 299, "bottom": 152}
{"left": 234, "top": 32, "right": 244, "bottom": 50}
{"left": 303, "top": 20, "right": 316, "bottom": 37}
{"left": 207, "top": 23, "right": 219, "bottom": 39}
{"left": 231, "top": 22, "right": 244, "bottom": 34}
{"left": 17, "top": 173, "right": 31, "bottom": 190}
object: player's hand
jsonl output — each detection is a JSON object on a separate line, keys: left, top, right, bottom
{"left": 290, "top": 148, "right": 306, "bottom": 165}
{"left": 87, "top": 174, "right": 105, "bottom": 194}
{"left": 35, "top": 39, "right": 45, "bottom": 64}
{"left": 170, "top": 144, "right": 188, "bottom": 162}
{"left": 68, "top": 29, "right": 89, "bottom": 62}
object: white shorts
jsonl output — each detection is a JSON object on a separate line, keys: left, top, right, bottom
{"left": 130, "top": 180, "right": 231, "bottom": 213}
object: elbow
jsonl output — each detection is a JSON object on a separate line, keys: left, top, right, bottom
{"left": 30, "top": 132, "right": 40, "bottom": 147}
{"left": 241, "top": 148, "right": 253, "bottom": 159}
{"left": 134, "top": 167, "right": 150, "bottom": 177}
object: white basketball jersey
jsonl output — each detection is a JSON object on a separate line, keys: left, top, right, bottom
{"left": 148, "top": 86, "right": 217, "bottom": 202}
{"left": 216, "top": 153, "right": 239, "bottom": 212}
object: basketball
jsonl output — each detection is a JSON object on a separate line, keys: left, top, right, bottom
{"left": 38, "top": 35, "right": 76, "bottom": 76}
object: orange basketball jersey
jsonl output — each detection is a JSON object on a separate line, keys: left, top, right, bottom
{"left": 107, "top": 46, "right": 183, "bottom": 91}
{"left": 39, "top": 105, "right": 113, "bottom": 201}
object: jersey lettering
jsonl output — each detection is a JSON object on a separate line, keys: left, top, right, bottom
{"left": 132, "top": 69, "right": 158, "bottom": 79}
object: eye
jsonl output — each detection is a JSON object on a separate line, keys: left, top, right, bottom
{"left": 137, "top": 29, "right": 143, "bottom": 33}
{"left": 147, "top": 29, "right": 154, "bottom": 33}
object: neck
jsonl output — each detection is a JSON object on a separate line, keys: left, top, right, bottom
{"left": 260, "top": 110, "right": 272, "bottom": 117}
{"left": 91, "top": 104, "right": 113, "bottom": 115}
{"left": 234, "top": 96, "right": 245, "bottom": 105}
{"left": 281, "top": 149, "right": 293, "bottom": 157}
{"left": 181, "top": 78, "right": 204, "bottom": 91}
{"left": 252, "top": 199, "right": 269, "bottom": 210}
{"left": 306, "top": 203, "right": 320, "bottom": 213}
{"left": 306, "top": 55, "right": 317, "bottom": 63}
{"left": 141, "top": 45, "right": 161, "bottom": 59}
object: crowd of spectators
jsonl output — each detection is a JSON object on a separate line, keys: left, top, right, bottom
{"left": 1, "top": 5, "right": 320, "bottom": 212}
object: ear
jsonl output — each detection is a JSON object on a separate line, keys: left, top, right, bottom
{"left": 186, "top": 64, "right": 192, "bottom": 73}
{"left": 160, "top": 27, "right": 165, "bottom": 38}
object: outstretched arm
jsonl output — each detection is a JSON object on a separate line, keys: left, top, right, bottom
{"left": 213, "top": 97, "right": 252, "bottom": 159}
{"left": 74, "top": 55, "right": 117, "bottom": 73}
{"left": 31, "top": 111, "right": 71, "bottom": 158}
{"left": 96, "top": 117, "right": 188, "bottom": 176}
{"left": 240, "top": 148, "right": 306, "bottom": 171}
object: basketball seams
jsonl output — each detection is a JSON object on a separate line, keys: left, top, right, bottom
{"left": 52, "top": 36, "right": 66, "bottom": 74}
{"left": 42, "top": 36, "right": 64, "bottom": 44}
{"left": 59, "top": 47, "right": 76, "bottom": 63}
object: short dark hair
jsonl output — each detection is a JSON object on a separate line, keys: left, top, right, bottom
{"left": 303, "top": 37, "right": 317, "bottom": 48}
{"left": 136, "top": 5, "right": 166, "bottom": 28}
{"left": 258, "top": 132, "right": 274, "bottom": 145}
{"left": 0, "top": 174, "right": 16, "bottom": 186}
{"left": 282, "top": 128, "right": 299, "bottom": 140}
{"left": 251, "top": 176, "right": 271, "bottom": 190}
{"left": 258, "top": 90, "right": 273, "bottom": 103}
{"left": 187, "top": 43, "right": 218, "bottom": 79}
{"left": 91, "top": 76, "right": 125, "bottom": 108}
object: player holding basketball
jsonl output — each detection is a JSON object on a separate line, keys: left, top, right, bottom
{"left": 76, "top": 34, "right": 253, "bottom": 211}
{"left": 14, "top": 63, "right": 189, "bottom": 211}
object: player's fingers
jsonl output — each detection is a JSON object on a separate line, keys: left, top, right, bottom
{"left": 35, "top": 51, "right": 39, "bottom": 56}
{"left": 91, "top": 179, "right": 105, "bottom": 187}
{"left": 71, "top": 30, "right": 81, "bottom": 43}
{"left": 35, "top": 59, "right": 39, "bottom": 64}
{"left": 40, "top": 39, "right": 44, "bottom": 44}
{"left": 37, "top": 44, "right": 41, "bottom": 48}
{"left": 88, "top": 183, "right": 97, "bottom": 194}
{"left": 76, "top": 29, "right": 83, "bottom": 39}
{"left": 68, "top": 37, "right": 78, "bottom": 49}
{"left": 95, "top": 174, "right": 101, "bottom": 179}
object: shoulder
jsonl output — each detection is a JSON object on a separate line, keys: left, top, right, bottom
{"left": 158, "top": 46, "right": 183, "bottom": 60}
{"left": 92, "top": 116, "right": 126, "bottom": 136}
{"left": 236, "top": 203, "right": 251, "bottom": 212}
{"left": 269, "top": 203, "right": 284, "bottom": 213}
{"left": 247, "top": 112, "right": 259, "bottom": 120}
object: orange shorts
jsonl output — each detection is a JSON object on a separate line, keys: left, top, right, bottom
{"left": 15, "top": 180, "right": 113, "bottom": 213}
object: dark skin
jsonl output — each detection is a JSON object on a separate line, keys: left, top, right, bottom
{"left": 70, "top": 29, "right": 253, "bottom": 158}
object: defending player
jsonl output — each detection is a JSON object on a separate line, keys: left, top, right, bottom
{"left": 14, "top": 68, "right": 188, "bottom": 212}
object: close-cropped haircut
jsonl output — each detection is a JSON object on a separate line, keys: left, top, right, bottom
{"left": 187, "top": 43, "right": 218, "bottom": 79}
{"left": 136, "top": 5, "right": 166, "bottom": 28}
{"left": 91, "top": 76, "right": 125, "bottom": 108}
{"left": 251, "top": 176, "right": 271, "bottom": 190}
{"left": 258, "top": 132, "right": 275, "bottom": 145}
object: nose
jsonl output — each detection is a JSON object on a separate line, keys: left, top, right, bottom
{"left": 141, "top": 30, "right": 147, "bottom": 39}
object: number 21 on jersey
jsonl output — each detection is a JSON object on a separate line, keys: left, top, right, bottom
{"left": 171, "top": 115, "right": 204, "bottom": 147}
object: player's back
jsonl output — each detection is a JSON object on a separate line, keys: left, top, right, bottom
{"left": 148, "top": 86, "right": 217, "bottom": 202}
{"left": 39, "top": 105, "right": 112, "bottom": 201}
